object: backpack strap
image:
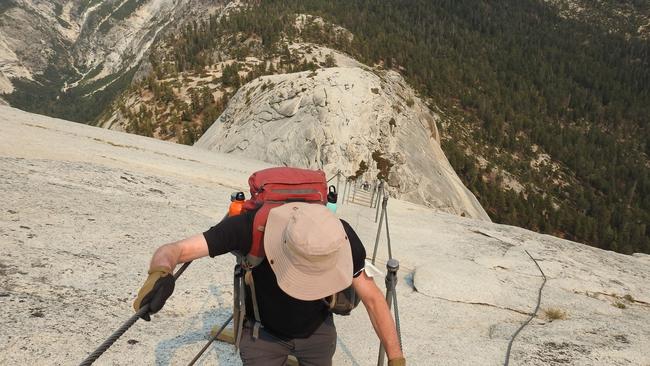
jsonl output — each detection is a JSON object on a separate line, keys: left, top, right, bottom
{"left": 233, "top": 260, "right": 246, "bottom": 349}
{"left": 245, "top": 270, "right": 263, "bottom": 339}
{"left": 241, "top": 204, "right": 276, "bottom": 339}
{"left": 243, "top": 202, "right": 283, "bottom": 269}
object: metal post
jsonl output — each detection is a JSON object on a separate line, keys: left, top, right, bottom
{"left": 383, "top": 197, "right": 393, "bottom": 260}
{"left": 377, "top": 259, "right": 400, "bottom": 366}
{"left": 336, "top": 171, "right": 341, "bottom": 201}
{"left": 372, "top": 195, "right": 388, "bottom": 265}
{"left": 345, "top": 179, "right": 353, "bottom": 204}
{"left": 374, "top": 181, "right": 384, "bottom": 223}
{"left": 370, "top": 182, "right": 377, "bottom": 208}
{"left": 389, "top": 259, "right": 402, "bottom": 347}
{"left": 352, "top": 179, "right": 358, "bottom": 204}
{"left": 342, "top": 179, "right": 348, "bottom": 206}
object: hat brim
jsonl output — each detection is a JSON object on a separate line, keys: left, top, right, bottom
{"left": 264, "top": 203, "right": 353, "bottom": 301}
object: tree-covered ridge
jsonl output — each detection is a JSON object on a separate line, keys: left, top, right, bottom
{"left": 109, "top": 11, "right": 332, "bottom": 144}
{"left": 181, "top": 0, "right": 647, "bottom": 254}
{"left": 543, "top": 0, "right": 650, "bottom": 39}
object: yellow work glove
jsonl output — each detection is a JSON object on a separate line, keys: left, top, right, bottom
{"left": 388, "top": 357, "right": 406, "bottom": 366}
{"left": 133, "top": 266, "right": 174, "bottom": 321}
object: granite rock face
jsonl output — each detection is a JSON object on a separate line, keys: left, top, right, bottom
{"left": 1, "top": 105, "right": 649, "bottom": 366}
{"left": 195, "top": 67, "right": 490, "bottom": 220}
{"left": 0, "top": 0, "right": 225, "bottom": 95}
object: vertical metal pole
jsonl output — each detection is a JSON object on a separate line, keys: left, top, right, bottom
{"left": 336, "top": 171, "right": 341, "bottom": 201}
{"left": 352, "top": 179, "right": 358, "bottom": 204}
{"left": 374, "top": 181, "right": 384, "bottom": 223}
{"left": 389, "top": 259, "right": 402, "bottom": 347}
{"left": 372, "top": 196, "right": 387, "bottom": 265}
{"left": 383, "top": 197, "right": 392, "bottom": 260}
{"left": 346, "top": 179, "right": 353, "bottom": 204}
{"left": 342, "top": 179, "right": 348, "bottom": 206}
{"left": 377, "top": 259, "right": 399, "bottom": 366}
{"left": 370, "top": 184, "right": 377, "bottom": 208}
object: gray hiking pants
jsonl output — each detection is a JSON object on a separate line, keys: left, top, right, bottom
{"left": 239, "top": 315, "right": 337, "bottom": 366}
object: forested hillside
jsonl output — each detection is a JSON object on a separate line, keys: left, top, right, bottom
{"left": 149, "top": 0, "right": 649, "bottom": 254}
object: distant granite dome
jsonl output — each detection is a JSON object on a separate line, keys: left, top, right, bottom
{"left": 195, "top": 66, "right": 490, "bottom": 221}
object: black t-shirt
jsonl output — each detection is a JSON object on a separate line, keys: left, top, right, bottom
{"left": 203, "top": 210, "right": 366, "bottom": 339}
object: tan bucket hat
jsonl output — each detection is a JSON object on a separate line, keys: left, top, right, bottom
{"left": 264, "top": 202, "right": 353, "bottom": 301}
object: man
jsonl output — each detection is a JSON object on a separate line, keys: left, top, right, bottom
{"left": 134, "top": 202, "right": 405, "bottom": 365}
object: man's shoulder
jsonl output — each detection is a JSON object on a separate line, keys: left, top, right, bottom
{"left": 339, "top": 218, "right": 351, "bottom": 228}
{"left": 339, "top": 219, "right": 357, "bottom": 235}
{"left": 203, "top": 210, "right": 256, "bottom": 257}
{"left": 339, "top": 219, "right": 366, "bottom": 275}
{"left": 339, "top": 219, "right": 364, "bottom": 249}
{"left": 221, "top": 209, "right": 256, "bottom": 228}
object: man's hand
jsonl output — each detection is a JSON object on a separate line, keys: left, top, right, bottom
{"left": 133, "top": 234, "right": 210, "bottom": 320}
{"left": 133, "top": 266, "right": 175, "bottom": 321}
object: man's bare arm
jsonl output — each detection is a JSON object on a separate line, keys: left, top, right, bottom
{"left": 149, "top": 234, "right": 210, "bottom": 271}
{"left": 352, "top": 271, "right": 404, "bottom": 361}
{"left": 133, "top": 234, "right": 210, "bottom": 318}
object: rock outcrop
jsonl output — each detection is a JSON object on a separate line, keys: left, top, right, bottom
{"left": 543, "top": 0, "right": 650, "bottom": 39}
{"left": 195, "top": 66, "right": 490, "bottom": 220}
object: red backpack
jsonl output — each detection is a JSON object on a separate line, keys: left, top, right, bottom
{"left": 241, "top": 167, "right": 328, "bottom": 269}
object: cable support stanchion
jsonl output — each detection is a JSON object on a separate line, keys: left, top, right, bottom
{"left": 352, "top": 179, "right": 358, "bottom": 204}
{"left": 384, "top": 201, "right": 393, "bottom": 260}
{"left": 370, "top": 181, "right": 378, "bottom": 208}
{"left": 327, "top": 170, "right": 341, "bottom": 183}
{"left": 372, "top": 195, "right": 390, "bottom": 265}
{"left": 342, "top": 179, "right": 349, "bottom": 206}
{"left": 377, "top": 258, "right": 401, "bottom": 366}
{"left": 345, "top": 178, "right": 353, "bottom": 204}
{"left": 336, "top": 171, "right": 341, "bottom": 200}
{"left": 187, "top": 314, "right": 234, "bottom": 366}
{"left": 503, "top": 250, "right": 546, "bottom": 366}
{"left": 374, "top": 181, "right": 384, "bottom": 223}
{"left": 79, "top": 261, "right": 192, "bottom": 366}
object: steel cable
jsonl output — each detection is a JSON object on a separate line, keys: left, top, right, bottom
{"left": 79, "top": 261, "right": 192, "bottom": 366}
{"left": 327, "top": 171, "right": 341, "bottom": 183}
